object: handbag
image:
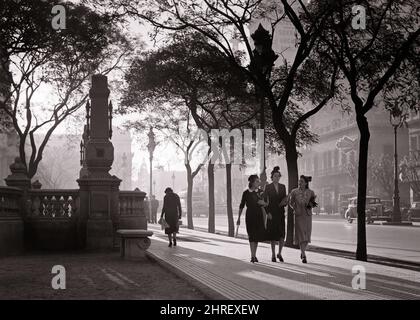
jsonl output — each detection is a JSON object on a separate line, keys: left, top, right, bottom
{"left": 158, "top": 217, "right": 170, "bottom": 230}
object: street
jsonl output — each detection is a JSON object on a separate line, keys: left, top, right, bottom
{"left": 188, "top": 215, "right": 420, "bottom": 263}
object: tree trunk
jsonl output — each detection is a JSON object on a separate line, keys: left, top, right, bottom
{"left": 208, "top": 163, "right": 215, "bottom": 233}
{"left": 284, "top": 141, "right": 299, "bottom": 248}
{"left": 186, "top": 163, "right": 194, "bottom": 229}
{"left": 226, "top": 163, "right": 234, "bottom": 237}
{"left": 356, "top": 113, "right": 370, "bottom": 261}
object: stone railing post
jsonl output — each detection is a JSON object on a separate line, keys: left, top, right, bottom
{"left": 1, "top": 157, "right": 30, "bottom": 255}
{"left": 4, "top": 157, "right": 31, "bottom": 216}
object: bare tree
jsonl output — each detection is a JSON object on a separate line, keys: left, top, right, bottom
{"left": 0, "top": 0, "right": 130, "bottom": 179}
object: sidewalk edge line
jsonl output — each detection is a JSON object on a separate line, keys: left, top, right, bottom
{"left": 145, "top": 250, "right": 229, "bottom": 301}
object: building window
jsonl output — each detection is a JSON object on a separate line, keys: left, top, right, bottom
{"left": 341, "top": 152, "right": 347, "bottom": 166}
{"left": 326, "top": 151, "right": 331, "bottom": 169}
{"left": 323, "top": 152, "right": 328, "bottom": 169}
{"left": 410, "top": 136, "right": 418, "bottom": 152}
{"left": 314, "top": 155, "right": 318, "bottom": 172}
{"left": 334, "top": 149, "right": 339, "bottom": 166}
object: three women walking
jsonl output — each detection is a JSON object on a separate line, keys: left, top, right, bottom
{"left": 158, "top": 167, "right": 317, "bottom": 264}
{"left": 237, "top": 168, "right": 316, "bottom": 264}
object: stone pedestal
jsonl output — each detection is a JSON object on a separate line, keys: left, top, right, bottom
{"left": 117, "top": 230, "right": 153, "bottom": 260}
{"left": 78, "top": 177, "right": 121, "bottom": 250}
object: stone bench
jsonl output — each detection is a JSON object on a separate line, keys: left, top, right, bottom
{"left": 116, "top": 229, "right": 153, "bottom": 259}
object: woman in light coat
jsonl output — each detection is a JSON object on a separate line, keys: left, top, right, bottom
{"left": 289, "top": 175, "right": 317, "bottom": 263}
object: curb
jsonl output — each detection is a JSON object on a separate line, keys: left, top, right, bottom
{"left": 308, "top": 246, "right": 420, "bottom": 272}
{"left": 145, "top": 250, "right": 228, "bottom": 300}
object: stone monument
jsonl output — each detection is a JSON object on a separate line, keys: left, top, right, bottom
{"left": 77, "top": 75, "right": 121, "bottom": 250}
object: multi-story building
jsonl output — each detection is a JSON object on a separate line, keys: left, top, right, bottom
{"left": 299, "top": 106, "right": 410, "bottom": 213}
{"left": 404, "top": 109, "right": 420, "bottom": 202}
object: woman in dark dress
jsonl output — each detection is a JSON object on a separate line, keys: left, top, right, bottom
{"left": 237, "top": 175, "right": 267, "bottom": 263}
{"left": 264, "top": 166, "right": 288, "bottom": 262}
{"left": 160, "top": 187, "right": 182, "bottom": 247}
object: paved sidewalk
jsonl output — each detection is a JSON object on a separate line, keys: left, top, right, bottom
{"left": 191, "top": 217, "right": 420, "bottom": 264}
{"left": 147, "top": 224, "right": 420, "bottom": 300}
{"left": 0, "top": 251, "right": 207, "bottom": 299}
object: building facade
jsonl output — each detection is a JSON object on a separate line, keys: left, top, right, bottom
{"left": 31, "top": 126, "right": 133, "bottom": 190}
{"left": 299, "top": 106, "right": 410, "bottom": 213}
{"left": 404, "top": 110, "right": 420, "bottom": 202}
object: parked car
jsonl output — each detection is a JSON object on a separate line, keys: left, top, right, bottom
{"left": 382, "top": 199, "right": 393, "bottom": 216}
{"left": 382, "top": 200, "right": 411, "bottom": 221}
{"left": 407, "top": 202, "right": 420, "bottom": 222}
{"left": 338, "top": 193, "right": 357, "bottom": 218}
{"left": 345, "top": 196, "right": 391, "bottom": 224}
{"left": 179, "top": 190, "right": 208, "bottom": 217}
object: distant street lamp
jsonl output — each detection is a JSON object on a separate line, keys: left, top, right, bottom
{"left": 172, "top": 172, "right": 175, "bottom": 189}
{"left": 147, "top": 127, "right": 157, "bottom": 203}
{"left": 389, "top": 104, "right": 408, "bottom": 224}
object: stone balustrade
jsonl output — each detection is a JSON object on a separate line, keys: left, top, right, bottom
{"left": 119, "top": 191, "right": 146, "bottom": 216}
{"left": 118, "top": 190, "right": 147, "bottom": 230}
{"left": 27, "top": 189, "right": 79, "bottom": 219}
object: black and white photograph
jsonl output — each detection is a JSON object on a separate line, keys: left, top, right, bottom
{"left": 0, "top": 0, "right": 419, "bottom": 311}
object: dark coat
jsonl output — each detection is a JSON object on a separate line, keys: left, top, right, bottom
{"left": 161, "top": 192, "right": 182, "bottom": 234}
{"left": 264, "top": 183, "right": 287, "bottom": 240}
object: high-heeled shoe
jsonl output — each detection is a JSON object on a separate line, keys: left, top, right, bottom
{"left": 254, "top": 257, "right": 258, "bottom": 263}
{"left": 271, "top": 256, "right": 276, "bottom": 262}
{"left": 173, "top": 239, "right": 177, "bottom": 246}
{"left": 251, "top": 257, "right": 255, "bottom": 263}
{"left": 277, "top": 253, "right": 284, "bottom": 262}
{"left": 168, "top": 242, "right": 172, "bottom": 247}
{"left": 301, "top": 253, "right": 307, "bottom": 263}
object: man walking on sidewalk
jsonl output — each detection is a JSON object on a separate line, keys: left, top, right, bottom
{"left": 151, "top": 195, "right": 159, "bottom": 224}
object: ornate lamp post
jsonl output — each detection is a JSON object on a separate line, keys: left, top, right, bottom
{"left": 250, "top": 24, "right": 278, "bottom": 188}
{"left": 172, "top": 172, "right": 175, "bottom": 189}
{"left": 147, "top": 127, "right": 157, "bottom": 207}
{"left": 388, "top": 104, "right": 408, "bottom": 224}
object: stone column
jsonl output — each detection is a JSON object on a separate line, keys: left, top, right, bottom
{"left": 1, "top": 157, "right": 31, "bottom": 255}
{"left": 77, "top": 75, "right": 121, "bottom": 250}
